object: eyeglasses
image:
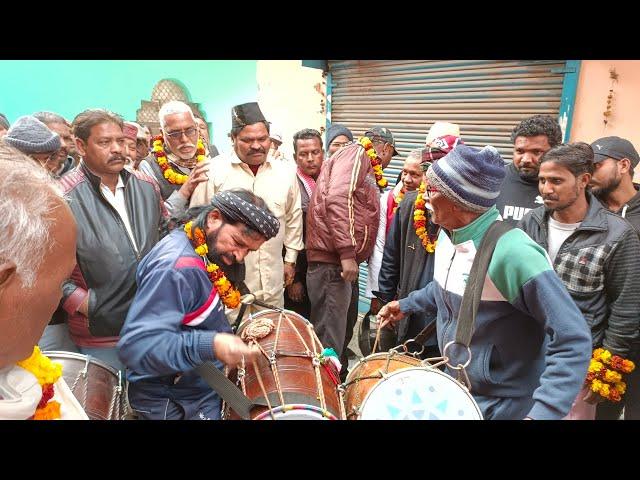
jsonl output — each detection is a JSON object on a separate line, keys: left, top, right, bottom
{"left": 30, "top": 151, "right": 59, "bottom": 165}
{"left": 330, "top": 140, "right": 350, "bottom": 148}
{"left": 165, "top": 127, "right": 198, "bottom": 140}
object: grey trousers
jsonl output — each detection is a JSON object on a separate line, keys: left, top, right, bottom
{"left": 307, "top": 262, "right": 353, "bottom": 357}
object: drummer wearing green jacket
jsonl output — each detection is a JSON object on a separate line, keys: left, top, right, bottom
{"left": 377, "top": 144, "right": 592, "bottom": 420}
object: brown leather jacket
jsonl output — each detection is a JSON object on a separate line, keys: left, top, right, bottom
{"left": 306, "top": 142, "right": 381, "bottom": 265}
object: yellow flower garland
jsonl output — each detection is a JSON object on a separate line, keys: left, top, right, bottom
{"left": 585, "top": 347, "right": 635, "bottom": 402}
{"left": 358, "top": 137, "right": 388, "bottom": 190}
{"left": 413, "top": 182, "right": 438, "bottom": 253}
{"left": 16, "top": 346, "right": 63, "bottom": 420}
{"left": 152, "top": 136, "right": 205, "bottom": 185}
{"left": 184, "top": 221, "right": 241, "bottom": 309}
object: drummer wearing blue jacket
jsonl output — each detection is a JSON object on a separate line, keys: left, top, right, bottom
{"left": 377, "top": 144, "right": 592, "bottom": 420}
{"left": 118, "top": 189, "right": 280, "bottom": 420}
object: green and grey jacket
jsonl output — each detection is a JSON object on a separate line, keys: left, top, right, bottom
{"left": 399, "top": 206, "right": 592, "bottom": 420}
{"left": 519, "top": 192, "right": 640, "bottom": 358}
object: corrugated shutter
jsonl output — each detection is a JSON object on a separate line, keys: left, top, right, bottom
{"left": 327, "top": 60, "right": 567, "bottom": 312}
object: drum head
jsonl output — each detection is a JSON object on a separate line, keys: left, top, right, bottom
{"left": 359, "top": 367, "right": 483, "bottom": 420}
{"left": 253, "top": 404, "right": 336, "bottom": 420}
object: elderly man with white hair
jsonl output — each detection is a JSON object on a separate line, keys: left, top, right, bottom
{"left": 0, "top": 143, "right": 87, "bottom": 419}
{"left": 139, "top": 100, "right": 211, "bottom": 216}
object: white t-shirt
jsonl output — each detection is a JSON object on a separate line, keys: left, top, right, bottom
{"left": 100, "top": 176, "right": 138, "bottom": 254}
{"left": 547, "top": 216, "right": 581, "bottom": 263}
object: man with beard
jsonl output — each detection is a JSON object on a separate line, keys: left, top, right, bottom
{"left": 519, "top": 143, "right": 640, "bottom": 419}
{"left": 588, "top": 136, "right": 640, "bottom": 420}
{"left": 59, "top": 109, "right": 167, "bottom": 370}
{"left": 139, "top": 101, "right": 211, "bottom": 216}
{"left": 378, "top": 143, "right": 591, "bottom": 420}
{"left": 118, "top": 189, "right": 279, "bottom": 420}
{"left": 496, "top": 115, "right": 563, "bottom": 224}
{"left": 190, "top": 102, "right": 303, "bottom": 313}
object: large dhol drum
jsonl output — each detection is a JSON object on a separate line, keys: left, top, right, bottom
{"left": 43, "top": 351, "right": 125, "bottom": 420}
{"left": 342, "top": 351, "right": 422, "bottom": 419}
{"left": 343, "top": 351, "right": 483, "bottom": 420}
{"left": 224, "top": 309, "right": 345, "bottom": 420}
{"left": 359, "top": 366, "right": 483, "bottom": 420}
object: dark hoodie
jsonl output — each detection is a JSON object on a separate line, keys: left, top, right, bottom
{"left": 613, "top": 185, "right": 640, "bottom": 235}
{"left": 495, "top": 163, "right": 543, "bottom": 225}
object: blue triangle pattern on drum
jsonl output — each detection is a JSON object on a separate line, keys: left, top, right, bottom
{"left": 436, "top": 400, "right": 448, "bottom": 413}
{"left": 429, "top": 412, "right": 440, "bottom": 420}
{"left": 413, "top": 410, "right": 425, "bottom": 419}
{"left": 412, "top": 391, "right": 421, "bottom": 404}
{"left": 387, "top": 404, "right": 401, "bottom": 419}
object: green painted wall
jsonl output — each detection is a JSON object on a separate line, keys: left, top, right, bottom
{"left": 0, "top": 60, "right": 257, "bottom": 151}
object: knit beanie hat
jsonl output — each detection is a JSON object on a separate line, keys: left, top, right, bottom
{"left": 426, "top": 144, "right": 506, "bottom": 212}
{"left": 4, "top": 115, "right": 61, "bottom": 154}
{"left": 0, "top": 113, "right": 9, "bottom": 130}
{"left": 326, "top": 124, "right": 353, "bottom": 149}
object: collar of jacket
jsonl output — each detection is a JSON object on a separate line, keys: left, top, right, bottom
{"left": 530, "top": 191, "right": 608, "bottom": 232}
{"left": 80, "top": 161, "right": 131, "bottom": 192}
{"left": 445, "top": 205, "right": 500, "bottom": 246}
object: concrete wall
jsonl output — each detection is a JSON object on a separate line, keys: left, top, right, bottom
{"left": 570, "top": 60, "right": 640, "bottom": 181}
{"left": 257, "top": 60, "right": 326, "bottom": 159}
{"left": 0, "top": 60, "right": 257, "bottom": 153}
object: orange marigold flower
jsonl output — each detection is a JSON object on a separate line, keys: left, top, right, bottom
{"left": 33, "top": 400, "right": 61, "bottom": 420}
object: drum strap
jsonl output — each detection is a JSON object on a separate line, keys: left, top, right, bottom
{"left": 196, "top": 362, "right": 265, "bottom": 420}
{"left": 455, "top": 220, "right": 513, "bottom": 347}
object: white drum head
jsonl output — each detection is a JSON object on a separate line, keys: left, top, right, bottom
{"left": 359, "top": 368, "right": 483, "bottom": 420}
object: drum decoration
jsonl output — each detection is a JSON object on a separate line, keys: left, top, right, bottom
{"left": 43, "top": 351, "right": 126, "bottom": 420}
{"left": 224, "top": 309, "right": 346, "bottom": 420}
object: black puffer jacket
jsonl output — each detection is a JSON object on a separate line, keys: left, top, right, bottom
{"left": 518, "top": 193, "right": 640, "bottom": 357}
{"left": 60, "top": 163, "right": 166, "bottom": 347}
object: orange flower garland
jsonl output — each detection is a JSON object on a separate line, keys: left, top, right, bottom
{"left": 152, "top": 135, "right": 205, "bottom": 185}
{"left": 184, "top": 221, "right": 241, "bottom": 309}
{"left": 585, "top": 347, "right": 635, "bottom": 402}
{"left": 413, "top": 182, "right": 438, "bottom": 253}
{"left": 359, "top": 137, "right": 388, "bottom": 191}
{"left": 392, "top": 187, "right": 406, "bottom": 215}
{"left": 16, "top": 346, "right": 63, "bottom": 420}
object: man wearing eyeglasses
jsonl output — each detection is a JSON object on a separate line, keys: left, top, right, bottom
{"left": 325, "top": 124, "right": 353, "bottom": 157}
{"left": 139, "top": 101, "right": 211, "bottom": 217}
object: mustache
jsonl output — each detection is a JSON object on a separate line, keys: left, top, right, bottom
{"left": 178, "top": 143, "right": 196, "bottom": 149}
{"left": 249, "top": 148, "right": 266, "bottom": 154}
{"left": 109, "top": 154, "right": 125, "bottom": 162}
{"left": 542, "top": 195, "right": 559, "bottom": 201}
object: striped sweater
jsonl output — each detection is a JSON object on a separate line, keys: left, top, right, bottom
{"left": 399, "top": 206, "right": 592, "bottom": 420}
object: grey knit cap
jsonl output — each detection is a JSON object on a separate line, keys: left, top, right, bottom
{"left": 325, "top": 124, "right": 353, "bottom": 149}
{"left": 4, "top": 115, "right": 61, "bottom": 154}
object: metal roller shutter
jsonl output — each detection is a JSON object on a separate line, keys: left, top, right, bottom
{"left": 327, "top": 60, "right": 567, "bottom": 312}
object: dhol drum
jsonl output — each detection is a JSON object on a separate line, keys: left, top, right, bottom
{"left": 224, "top": 309, "right": 345, "bottom": 420}
{"left": 358, "top": 365, "right": 483, "bottom": 420}
{"left": 43, "top": 351, "right": 126, "bottom": 420}
{"left": 342, "top": 351, "right": 422, "bottom": 420}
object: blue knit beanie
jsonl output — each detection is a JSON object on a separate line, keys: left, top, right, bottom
{"left": 426, "top": 144, "right": 506, "bottom": 212}
{"left": 4, "top": 115, "right": 61, "bottom": 154}
{"left": 326, "top": 124, "right": 353, "bottom": 149}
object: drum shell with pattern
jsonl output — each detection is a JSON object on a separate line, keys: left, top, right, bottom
{"left": 43, "top": 351, "right": 123, "bottom": 420}
{"left": 343, "top": 352, "right": 422, "bottom": 420}
{"left": 226, "top": 309, "right": 343, "bottom": 420}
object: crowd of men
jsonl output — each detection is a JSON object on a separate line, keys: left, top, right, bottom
{"left": 1, "top": 99, "right": 639, "bottom": 420}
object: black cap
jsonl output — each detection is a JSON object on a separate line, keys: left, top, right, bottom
{"left": 364, "top": 126, "right": 399, "bottom": 156}
{"left": 591, "top": 136, "right": 640, "bottom": 168}
{"left": 231, "top": 102, "right": 268, "bottom": 129}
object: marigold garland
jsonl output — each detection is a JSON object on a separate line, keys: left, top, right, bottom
{"left": 152, "top": 135, "right": 205, "bottom": 185}
{"left": 413, "top": 182, "right": 438, "bottom": 253}
{"left": 392, "top": 187, "right": 406, "bottom": 215}
{"left": 184, "top": 221, "right": 241, "bottom": 309}
{"left": 16, "top": 346, "right": 63, "bottom": 420}
{"left": 585, "top": 347, "right": 635, "bottom": 402}
{"left": 358, "top": 137, "right": 388, "bottom": 191}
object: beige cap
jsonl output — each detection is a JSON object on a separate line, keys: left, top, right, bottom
{"left": 425, "top": 122, "right": 461, "bottom": 145}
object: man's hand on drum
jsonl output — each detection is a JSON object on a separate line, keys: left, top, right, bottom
{"left": 214, "top": 333, "right": 259, "bottom": 367}
{"left": 376, "top": 301, "right": 406, "bottom": 330}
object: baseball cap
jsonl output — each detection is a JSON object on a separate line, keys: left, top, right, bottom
{"left": 364, "top": 126, "right": 399, "bottom": 156}
{"left": 591, "top": 136, "right": 640, "bottom": 168}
